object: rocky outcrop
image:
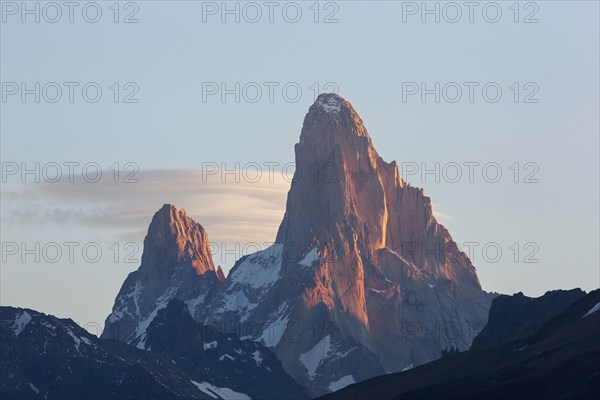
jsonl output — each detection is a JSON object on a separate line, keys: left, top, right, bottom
{"left": 471, "top": 288, "right": 585, "bottom": 350}
{"left": 198, "top": 94, "right": 495, "bottom": 395}
{"left": 103, "top": 93, "right": 496, "bottom": 396}
{"left": 102, "top": 204, "right": 223, "bottom": 344}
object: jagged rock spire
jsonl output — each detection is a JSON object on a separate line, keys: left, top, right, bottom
{"left": 102, "top": 204, "right": 222, "bottom": 343}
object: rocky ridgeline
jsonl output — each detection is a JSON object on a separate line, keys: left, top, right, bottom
{"left": 102, "top": 93, "right": 496, "bottom": 396}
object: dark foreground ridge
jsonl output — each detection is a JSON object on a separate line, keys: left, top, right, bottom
{"left": 320, "top": 289, "right": 600, "bottom": 400}
{"left": 0, "top": 302, "right": 308, "bottom": 400}
{"left": 471, "top": 288, "right": 586, "bottom": 350}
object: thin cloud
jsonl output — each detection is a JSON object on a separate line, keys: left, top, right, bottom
{"left": 1, "top": 169, "right": 289, "bottom": 248}
{"left": 3, "top": 170, "right": 450, "bottom": 269}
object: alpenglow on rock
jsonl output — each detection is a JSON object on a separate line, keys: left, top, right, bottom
{"left": 103, "top": 93, "right": 496, "bottom": 396}
{"left": 102, "top": 204, "right": 224, "bottom": 345}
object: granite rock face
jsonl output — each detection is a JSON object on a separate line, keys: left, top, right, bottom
{"left": 234, "top": 93, "right": 495, "bottom": 393}
{"left": 102, "top": 204, "right": 223, "bottom": 344}
{"left": 103, "top": 94, "right": 496, "bottom": 396}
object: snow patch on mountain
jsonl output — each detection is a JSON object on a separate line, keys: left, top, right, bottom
{"left": 65, "top": 327, "right": 83, "bottom": 352}
{"left": 134, "top": 286, "right": 178, "bottom": 349}
{"left": 338, "top": 346, "right": 357, "bottom": 358}
{"left": 252, "top": 350, "right": 263, "bottom": 365}
{"left": 29, "top": 382, "right": 40, "bottom": 394}
{"left": 316, "top": 95, "right": 341, "bottom": 114}
{"left": 186, "top": 293, "right": 206, "bottom": 316}
{"left": 215, "top": 291, "right": 258, "bottom": 322}
{"left": 208, "top": 244, "right": 285, "bottom": 323}
{"left": 328, "top": 374, "right": 355, "bottom": 392}
{"left": 13, "top": 311, "right": 31, "bottom": 336}
{"left": 190, "top": 380, "right": 251, "bottom": 400}
{"left": 219, "top": 354, "right": 235, "bottom": 362}
{"left": 203, "top": 341, "right": 218, "bottom": 350}
{"left": 300, "top": 335, "right": 332, "bottom": 380}
{"left": 299, "top": 247, "right": 319, "bottom": 267}
{"left": 260, "top": 302, "right": 290, "bottom": 348}
{"left": 582, "top": 301, "right": 600, "bottom": 318}
{"left": 260, "top": 314, "right": 289, "bottom": 348}
{"left": 229, "top": 244, "right": 283, "bottom": 289}
{"left": 40, "top": 321, "right": 57, "bottom": 336}
{"left": 107, "top": 280, "right": 143, "bottom": 323}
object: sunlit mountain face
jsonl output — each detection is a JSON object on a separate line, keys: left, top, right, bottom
{"left": 2, "top": 2, "right": 599, "bottom": 399}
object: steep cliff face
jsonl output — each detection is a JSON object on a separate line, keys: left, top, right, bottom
{"left": 102, "top": 204, "right": 223, "bottom": 344}
{"left": 103, "top": 94, "right": 495, "bottom": 396}
{"left": 269, "top": 93, "right": 492, "bottom": 387}
{"left": 197, "top": 94, "right": 494, "bottom": 394}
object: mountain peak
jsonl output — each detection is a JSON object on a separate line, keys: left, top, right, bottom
{"left": 102, "top": 204, "right": 221, "bottom": 342}
{"left": 312, "top": 93, "right": 359, "bottom": 117}
{"left": 145, "top": 204, "right": 215, "bottom": 276}
{"left": 300, "top": 93, "right": 370, "bottom": 145}
{"left": 155, "top": 203, "right": 188, "bottom": 221}
{"left": 314, "top": 93, "right": 345, "bottom": 114}
{"left": 278, "top": 93, "right": 389, "bottom": 250}
{"left": 274, "top": 93, "right": 490, "bottom": 383}
{"left": 105, "top": 96, "right": 494, "bottom": 395}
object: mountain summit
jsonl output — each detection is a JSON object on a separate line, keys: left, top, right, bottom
{"left": 103, "top": 94, "right": 495, "bottom": 396}
{"left": 102, "top": 204, "right": 223, "bottom": 343}
{"left": 143, "top": 204, "right": 218, "bottom": 277}
{"left": 300, "top": 93, "right": 370, "bottom": 137}
{"left": 271, "top": 93, "right": 493, "bottom": 391}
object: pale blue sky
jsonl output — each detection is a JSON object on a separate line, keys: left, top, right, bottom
{"left": 1, "top": 1, "right": 598, "bottom": 332}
